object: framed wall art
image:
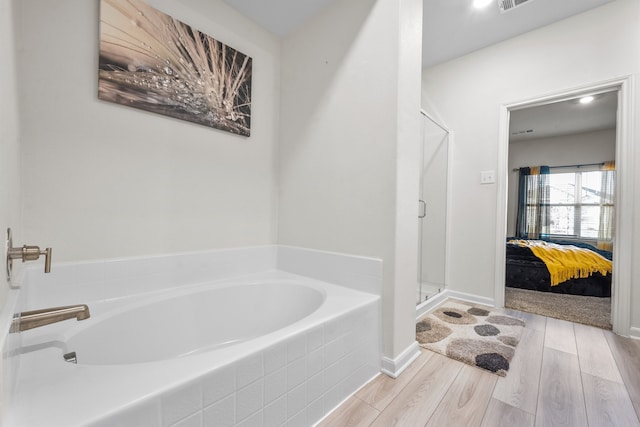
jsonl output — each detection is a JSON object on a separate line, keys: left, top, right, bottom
{"left": 99, "top": 0, "right": 252, "bottom": 136}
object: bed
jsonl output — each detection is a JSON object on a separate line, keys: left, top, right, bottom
{"left": 505, "top": 238, "right": 612, "bottom": 297}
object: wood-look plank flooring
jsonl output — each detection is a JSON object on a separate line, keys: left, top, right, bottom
{"left": 318, "top": 306, "right": 640, "bottom": 427}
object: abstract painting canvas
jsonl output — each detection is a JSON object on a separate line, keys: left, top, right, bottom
{"left": 99, "top": 0, "right": 252, "bottom": 136}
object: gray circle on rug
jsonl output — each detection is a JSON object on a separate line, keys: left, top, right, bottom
{"left": 468, "top": 307, "right": 490, "bottom": 317}
{"left": 445, "top": 338, "right": 515, "bottom": 369}
{"left": 474, "top": 324, "right": 500, "bottom": 336}
{"left": 416, "top": 319, "right": 453, "bottom": 344}
{"left": 416, "top": 319, "right": 431, "bottom": 333}
{"left": 476, "top": 352, "right": 509, "bottom": 373}
{"left": 433, "top": 307, "right": 477, "bottom": 325}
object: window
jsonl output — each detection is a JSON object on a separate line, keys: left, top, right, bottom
{"left": 517, "top": 164, "right": 615, "bottom": 243}
{"left": 546, "top": 171, "right": 614, "bottom": 239}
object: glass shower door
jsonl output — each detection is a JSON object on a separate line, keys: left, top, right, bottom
{"left": 417, "top": 113, "right": 449, "bottom": 304}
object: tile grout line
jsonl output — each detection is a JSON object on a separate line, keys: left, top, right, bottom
{"left": 572, "top": 322, "right": 592, "bottom": 427}
{"left": 603, "top": 331, "right": 640, "bottom": 423}
{"left": 362, "top": 351, "right": 433, "bottom": 426}
{"left": 352, "top": 394, "right": 381, "bottom": 423}
{"left": 505, "top": 311, "right": 545, "bottom": 418}
{"left": 420, "top": 358, "right": 464, "bottom": 427}
{"left": 532, "top": 314, "right": 548, "bottom": 425}
{"left": 479, "top": 374, "right": 501, "bottom": 426}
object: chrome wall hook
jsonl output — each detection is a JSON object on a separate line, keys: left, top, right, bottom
{"left": 6, "top": 228, "right": 52, "bottom": 281}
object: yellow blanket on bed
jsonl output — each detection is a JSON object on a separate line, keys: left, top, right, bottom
{"left": 510, "top": 240, "right": 612, "bottom": 286}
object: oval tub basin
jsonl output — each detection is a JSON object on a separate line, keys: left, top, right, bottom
{"left": 64, "top": 282, "right": 325, "bottom": 365}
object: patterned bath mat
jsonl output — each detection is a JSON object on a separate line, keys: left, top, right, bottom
{"left": 416, "top": 300, "right": 525, "bottom": 376}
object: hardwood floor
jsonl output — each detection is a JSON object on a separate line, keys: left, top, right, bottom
{"left": 318, "top": 307, "right": 640, "bottom": 427}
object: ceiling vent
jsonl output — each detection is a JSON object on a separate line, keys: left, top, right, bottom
{"left": 499, "top": 0, "right": 533, "bottom": 13}
{"left": 511, "top": 129, "right": 534, "bottom": 136}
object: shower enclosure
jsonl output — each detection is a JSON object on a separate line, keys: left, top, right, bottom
{"left": 416, "top": 111, "right": 450, "bottom": 305}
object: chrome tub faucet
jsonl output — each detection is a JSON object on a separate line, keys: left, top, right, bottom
{"left": 11, "top": 305, "right": 90, "bottom": 333}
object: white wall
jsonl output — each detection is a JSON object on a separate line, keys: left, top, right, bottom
{"left": 507, "top": 128, "right": 616, "bottom": 236}
{"left": 15, "top": 0, "right": 280, "bottom": 262}
{"left": 0, "top": 0, "right": 22, "bottom": 303}
{"left": 7, "top": 0, "right": 426, "bottom": 370}
{"left": 11, "top": 0, "right": 425, "bottom": 366}
{"left": 279, "top": 0, "right": 423, "bottom": 360}
{"left": 0, "top": 0, "right": 22, "bottom": 416}
{"left": 422, "top": 0, "right": 640, "bottom": 325}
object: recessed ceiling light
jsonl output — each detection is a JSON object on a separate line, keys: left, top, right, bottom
{"left": 473, "top": 0, "right": 493, "bottom": 9}
{"left": 579, "top": 96, "right": 595, "bottom": 104}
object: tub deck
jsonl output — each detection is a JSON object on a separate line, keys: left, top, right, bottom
{"left": 7, "top": 270, "right": 381, "bottom": 426}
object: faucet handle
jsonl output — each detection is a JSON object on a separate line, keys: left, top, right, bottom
{"left": 41, "top": 247, "right": 52, "bottom": 273}
{"left": 5, "top": 229, "right": 53, "bottom": 280}
{"left": 12, "top": 246, "right": 52, "bottom": 274}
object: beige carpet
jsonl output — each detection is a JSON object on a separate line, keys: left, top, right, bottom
{"left": 505, "top": 287, "right": 611, "bottom": 330}
{"left": 416, "top": 300, "right": 525, "bottom": 376}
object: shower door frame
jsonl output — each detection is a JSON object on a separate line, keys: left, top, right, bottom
{"left": 417, "top": 109, "right": 453, "bottom": 308}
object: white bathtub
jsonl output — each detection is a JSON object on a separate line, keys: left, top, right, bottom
{"left": 66, "top": 282, "right": 325, "bottom": 365}
{"left": 8, "top": 270, "right": 381, "bottom": 427}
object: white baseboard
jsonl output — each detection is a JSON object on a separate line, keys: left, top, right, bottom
{"left": 441, "top": 289, "right": 496, "bottom": 307}
{"left": 416, "top": 289, "right": 496, "bottom": 321}
{"left": 415, "top": 291, "right": 449, "bottom": 320}
{"left": 380, "top": 341, "right": 421, "bottom": 379}
{"left": 629, "top": 327, "right": 640, "bottom": 340}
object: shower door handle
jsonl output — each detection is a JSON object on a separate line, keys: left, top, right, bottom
{"left": 418, "top": 200, "right": 426, "bottom": 218}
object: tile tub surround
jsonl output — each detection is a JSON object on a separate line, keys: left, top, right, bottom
{"left": 21, "top": 245, "right": 382, "bottom": 309}
{"left": 4, "top": 247, "right": 382, "bottom": 426}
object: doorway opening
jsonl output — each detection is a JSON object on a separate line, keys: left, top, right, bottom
{"left": 494, "top": 77, "right": 634, "bottom": 336}
{"left": 505, "top": 91, "right": 616, "bottom": 329}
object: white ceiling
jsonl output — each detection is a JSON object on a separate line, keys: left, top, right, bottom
{"left": 222, "top": 0, "right": 336, "bottom": 37}
{"left": 222, "top": 0, "right": 617, "bottom": 140}
{"left": 509, "top": 91, "right": 618, "bottom": 142}
{"left": 422, "top": 0, "right": 614, "bottom": 68}
{"left": 224, "top": 0, "right": 614, "bottom": 68}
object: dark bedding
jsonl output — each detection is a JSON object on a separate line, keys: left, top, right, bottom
{"left": 505, "top": 240, "right": 612, "bottom": 297}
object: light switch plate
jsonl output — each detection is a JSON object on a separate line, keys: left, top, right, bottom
{"left": 480, "top": 170, "right": 496, "bottom": 184}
